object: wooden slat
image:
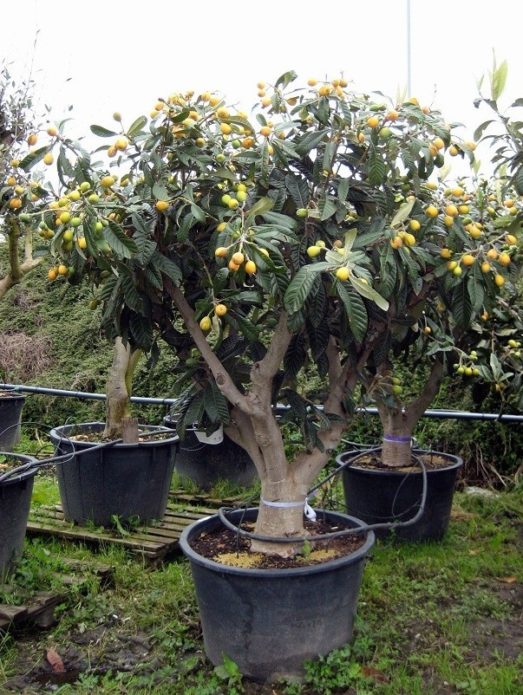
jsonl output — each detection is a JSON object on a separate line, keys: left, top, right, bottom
{"left": 26, "top": 502, "right": 212, "bottom": 562}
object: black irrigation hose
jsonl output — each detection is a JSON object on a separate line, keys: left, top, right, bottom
{"left": 0, "top": 426, "right": 173, "bottom": 484}
{"left": 218, "top": 451, "right": 428, "bottom": 544}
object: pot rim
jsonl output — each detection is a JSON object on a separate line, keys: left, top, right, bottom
{"left": 0, "top": 389, "right": 26, "bottom": 400}
{"left": 0, "top": 452, "right": 37, "bottom": 486}
{"left": 49, "top": 421, "right": 179, "bottom": 449}
{"left": 180, "top": 507, "right": 375, "bottom": 578}
{"left": 337, "top": 448, "right": 463, "bottom": 475}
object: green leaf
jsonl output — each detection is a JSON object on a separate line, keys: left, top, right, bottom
{"left": 337, "top": 178, "right": 350, "bottom": 202}
{"left": 233, "top": 314, "right": 259, "bottom": 341}
{"left": 284, "top": 267, "right": 321, "bottom": 314}
{"left": 295, "top": 130, "right": 328, "bottom": 156}
{"left": 468, "top": 269, "right": 485, "bottom": 313}
{"left": 90, "top": 124, "right": 118, "bottom": 138}
{"left": 20, "top": 146, "right": 48, "bottom": 172}
{"left": 320, "top": 197, "right": 337, "bottom": 221}
{"left": 105, "top": 223, "right": 138, "bottom": 258}
{"left": 390, "top": 198, "right": 415, "bottom": 228}
{"left": 491, "top": 59, "right": 508, "bottom": 101}
{"left": 152, "top": 251, "right": 182, "bottom": 285}
{"left": 514, "top": 166, "right": 523, "bottom": 196}
{"left": 473, "top": 119, "right": 496, "bottom": 143}
{"left": 127, "top": 116, "right": 147, "bottom": 138}
{"left": 190, "top": 204, "right": 206, "bottom": 222}
{"left": 203, "top": 382, "right": 230, "bottom": 425}
{"left": 285, "top": 174, "right": 309, "bottom": 208}
{"left": 246, "top": 196, "right": 274, "bottom": 223}
{"left": 274, "top": 70, "right": 298, "bottom": 89}
{"left": 452, "top": 283, "right": 472, "bottom": 327}
{"left": 337, "top": 284, "right": 368, "bottom": 342}
{"left": 350, "top": 276, "right": 389, "bottom": 312}
{"left": 129, "top": 313, "right": 153, "bottom": 349}
{"left": 121, "top": 271, "right": 144, "bottom": 314}
{"left": 152, "top": 183, "right": 169, "bottom": 200}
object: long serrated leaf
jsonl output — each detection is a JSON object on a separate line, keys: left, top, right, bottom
{"left": 337, "top": 284, "right": 368, "bottom": 342}
{"left": 20, "top": 146, "right": 48, "bottom": 172}
{"left": 152, "top": 251, "right": 182, "bottom": 285}
{"left": 105, "top": 223, "right": 138, "bottom": 258}
{"left": 320, "top": 197, "right": 337, "bottom": 221}
{"left": 204, "top": 382, "right": 230, "bottom": 425}
{"left": 350, "top": 276, "right": 389, "bottom": 312}
{"left": 295, "top": 130, "right": 328, "bottom": 156}
{"left": 121, "top": 271, "right": 144, "bottom": 314}
{"left": 90, "top": 124, "right": 118, "bottom": 138}
{"left": 129, "top": 313, "right": 153, "bottom": 350}
{"left": 127, "top": 115, "right": 147, "bottom": 138}
{"left": 246, "top": 196, "right": 274, "bottom": 223}
{"left": 152, "top": 182, "right": 169, "bottom": 200}
{"left": 390, "top": 198, "right": 415, "bottom": 228}
{"left": 491, "top": 60, "right": 508, "bottom": 101}
{"left": 285, "top": 173, "right": 309, "bottom": 208}
{"left": 284, "top": 267, "right": 321, "bottom": 314}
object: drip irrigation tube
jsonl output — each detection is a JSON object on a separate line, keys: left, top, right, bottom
{"left": 217, "top": 449, "right": 429, "bottom": 543}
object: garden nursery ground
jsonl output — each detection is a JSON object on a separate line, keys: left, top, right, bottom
{"left": 0, "top": 463, "right": 521, "bottom": 695}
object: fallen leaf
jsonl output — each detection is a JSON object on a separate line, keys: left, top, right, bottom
{"left": 496, "top": 576, "right": 517, "bottom": 584}
{"left": 46, "top": 648, "right": 65, "bottom": 673}
{"left": 468, "top": 549, "right": 480, "bottom": 556}
{"left": 362, "top": 665, "right": 389, "bottom": 683}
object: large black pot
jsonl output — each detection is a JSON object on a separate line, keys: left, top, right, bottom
{"left": 163, "top": 415, "right": 256, "bottom": 490}
{"left": 0, "top": 390, "right": 26, "bottom": 451}
{"left": 49, "top": 422, "right": 178, "bottom": 526}
{"left": 180, "top": 508, "right": 374, "bottom": 682}
{"left": 0, "top": 453, "right": 37, "bottom": 580}
{"left": 339, "top": 448, "right": 463, "bottom": 541}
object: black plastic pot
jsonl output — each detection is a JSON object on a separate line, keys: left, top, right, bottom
{"left": 163, "top": 415, "right": 256, "bottom": 490}
{"left": 339, "top": 448, "right": 463, "bottom": 541}
{"left": 180, "top": 508, "right": 375, "bottom": 682}
{"left": 0, "top": 390, "right": 26, "bottom": 451}
{"left": 0, "top": 453, "right": 37, "bottom": 580}
{"left": 49, "top": 422, "right": 178, "bottom": 526}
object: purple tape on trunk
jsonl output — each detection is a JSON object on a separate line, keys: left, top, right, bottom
{"left": 383, "top": 434, "right": 411, "bottom": 443}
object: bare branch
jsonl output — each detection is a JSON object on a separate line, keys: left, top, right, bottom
{"left": 405, "top": 358, "right": 445, "bottom": 425}
{"left": 250, "top": 312, "right": 291, "bottom": 404}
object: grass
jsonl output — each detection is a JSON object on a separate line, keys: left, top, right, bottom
{"left": 0, "top": 474, "right": 521, "bottom": 694}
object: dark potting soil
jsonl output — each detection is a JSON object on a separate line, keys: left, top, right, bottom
{"left": 190, "top": 517, "right": 367, "bottom": 570}
{"left": 67, "top": 430, "right": 173, "bottom": 444}
{"left": 350, "top": 451, "right": 453, "bottom": 473}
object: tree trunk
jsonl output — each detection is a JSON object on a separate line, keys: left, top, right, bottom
{"left": 104, "top": 338, "right": 135, "bottom": 439}
{"left": 379, "top": 410, "right": 414, "bottom": 468}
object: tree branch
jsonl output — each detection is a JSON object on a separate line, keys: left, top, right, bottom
{"left": 169, "top": 285, "right": 254, "bottom": 415}
{"left": 405, "top": 357, "right": 445, "bottom": 427}
{"left": 250, "top": 312, "right": 292, "bottom": 406}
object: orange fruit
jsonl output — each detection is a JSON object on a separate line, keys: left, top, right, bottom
{"left": 245, "top": 260, "right": 257, "bottom": 274}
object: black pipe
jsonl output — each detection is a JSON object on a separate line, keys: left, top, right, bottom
{"left": 1, "top": 383, "right": 522, "bottom": 423}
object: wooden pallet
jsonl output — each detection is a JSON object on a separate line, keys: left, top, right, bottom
{"left": 0, "top": 591, "right": 64, "bottom": 631}
{"left": 26, "top": 504, "right": 212, "bottom": 563}
{"left": 169, "top": 489, "right": 253, "bottom": 508}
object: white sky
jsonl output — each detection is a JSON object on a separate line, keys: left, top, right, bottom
{"left": 1, "top": 0, "right": 522, "bottom": 178}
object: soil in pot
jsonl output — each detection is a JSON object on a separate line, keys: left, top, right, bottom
{"left": 0, "top": 390, "right": 26, "bottom": 451}
{"left": 340, "top": 448, "right": 463, "bottom": 542}
{"left": 49, "top": 422, "right": 178, "bottom": 527}
{"left": 163, "top": 415, "right": 256, "bottom": 490}
{"left": 0, "top": 453, "right": 37, "bottom": 580}
{"left": 180, "top": 508, "right": 375, "bottom": 682}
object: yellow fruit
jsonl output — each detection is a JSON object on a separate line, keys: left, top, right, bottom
{"left": 8, "top": 197, "right": 22, "bottom": 209}
{"left": 216, "top": 222, "right": 227, "bottom": 232}
{"left": 494, "top": 274, "right": 505, "bottom": 287}
{"left": 498, "top": 252, "right": 511, "bottom": 266}
{"left": 216, "top": 106, "right": 230, "bottom": 119}
{"left": 318, "top": 85, "right": 332, "bottom": 97}
{"left": 228, "top": 259, "right": 240, "bottom": 272}
{"left": 462, "top": 254, "right": 475, "bottom": 266}
{"left": 447, "top": 260, "right": 458, "bottom": 271}
{"left": 386, "top": 110, "right": 399, "bottom": 121}
{"left": 199, "top": 316, "right": 212, "bottom": 331}
{"left": 443, "top": 215, "right": 454, "bottom": 227}
{"left": 47, "top": 268, "right": 58, "bottom": 281}
{"left": 77, "top": 237, "right": 87, "bottom": 249}
{"left": 433, "top": 137, "right": 445, "bottom": 150}
{"left": 451, "top": 187, "right": 464, "bottom": 197}
{"left": 486, "top": 248, "right": 498, "bottom": 260}
{"left": 357, "top": 132, "right": 365, "bottom": 143}
{"left": 409, "top": 219, "right": 421, "bottom": 232}
{"left": 215, "top": 303, "right": 228, "bottom": 317}
{"left": 115, "top": 136, "right": 128, "bottom": 151}
{"left": 10, "top": 159, "right": 20, "bottom": 167}
{"left": 335, "top": 267, "right": 350, "bottom": 281}
{"left": 367, "top": 116, "right": 380, "bottom": 128}
{"left": 464, "top": 141, "right": 477, "bottom": 151}
{"left": 307, "top": 78, "right": 318, "bottom": 86}
{"left": 506, "top": 234, "right": 518, "bottom": 245}
{"left": 215, "top": 247, "right": 228, "bottom": 258}
{"left": 228, "top": 198, "right": 239, "bottom": 210}
{"left": 425, "top": 205, "right": 438, "bottom": 218}
{"left": 453, "top": 266, "right": 463, "bottom": 276}
{"left": 445, "top": 204, "right": 459, "bottom": 217}
{"left": 468, "top": 226, "right": 482, "bottom": 239}
{"left": 43, "top": 152, "right": 54, "bottom": 165}
{"left": 100, "top": 176, "right": 115, "bottom": 188}
{"left": 423, "top": 326, "right": 432, "bottom": 335}
{"left": 59, "top": 211, "right": 71, "bottom": 224}
{"left": 6, "top": 176, "right": 16, "bottom": 186}
{"left": 245, "top": 260, "right": 257, "bottom": 274}
{"left": 449, "top": 145, "right": 459, "bottom": 156}
{"left": 27, "top": 133, "right": 38, "bottom": 146}
{"left": 307, "top": 245, "right": 321, "bottom": 258}
{"left": 156, "top": 200, "right": 169, "bottom": 212}
{"left": 403, "top": 233, "right": 416, "bottom": 247}
{"left": 440, "top": 248, "right": 452, "bottom": 259}
{"left": 390, "top": 236, "right": 403, "bottom": 249}
{"left": 481, "top": 261, "right": 491, "bottom": 273}
{"left": 63, "top": 229, "right": 74, "bottom": 242}
{"left": 57, "top": 264, "right": 68, "bottom": 276}
{"left": 220, "top": 123, "right": 232, "bottom": 135}
{"left": 232, "top": 252, "right": 245, "bottom": 265}
{"left": 260, "top": 126, "right": 272, "bottom": 137}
